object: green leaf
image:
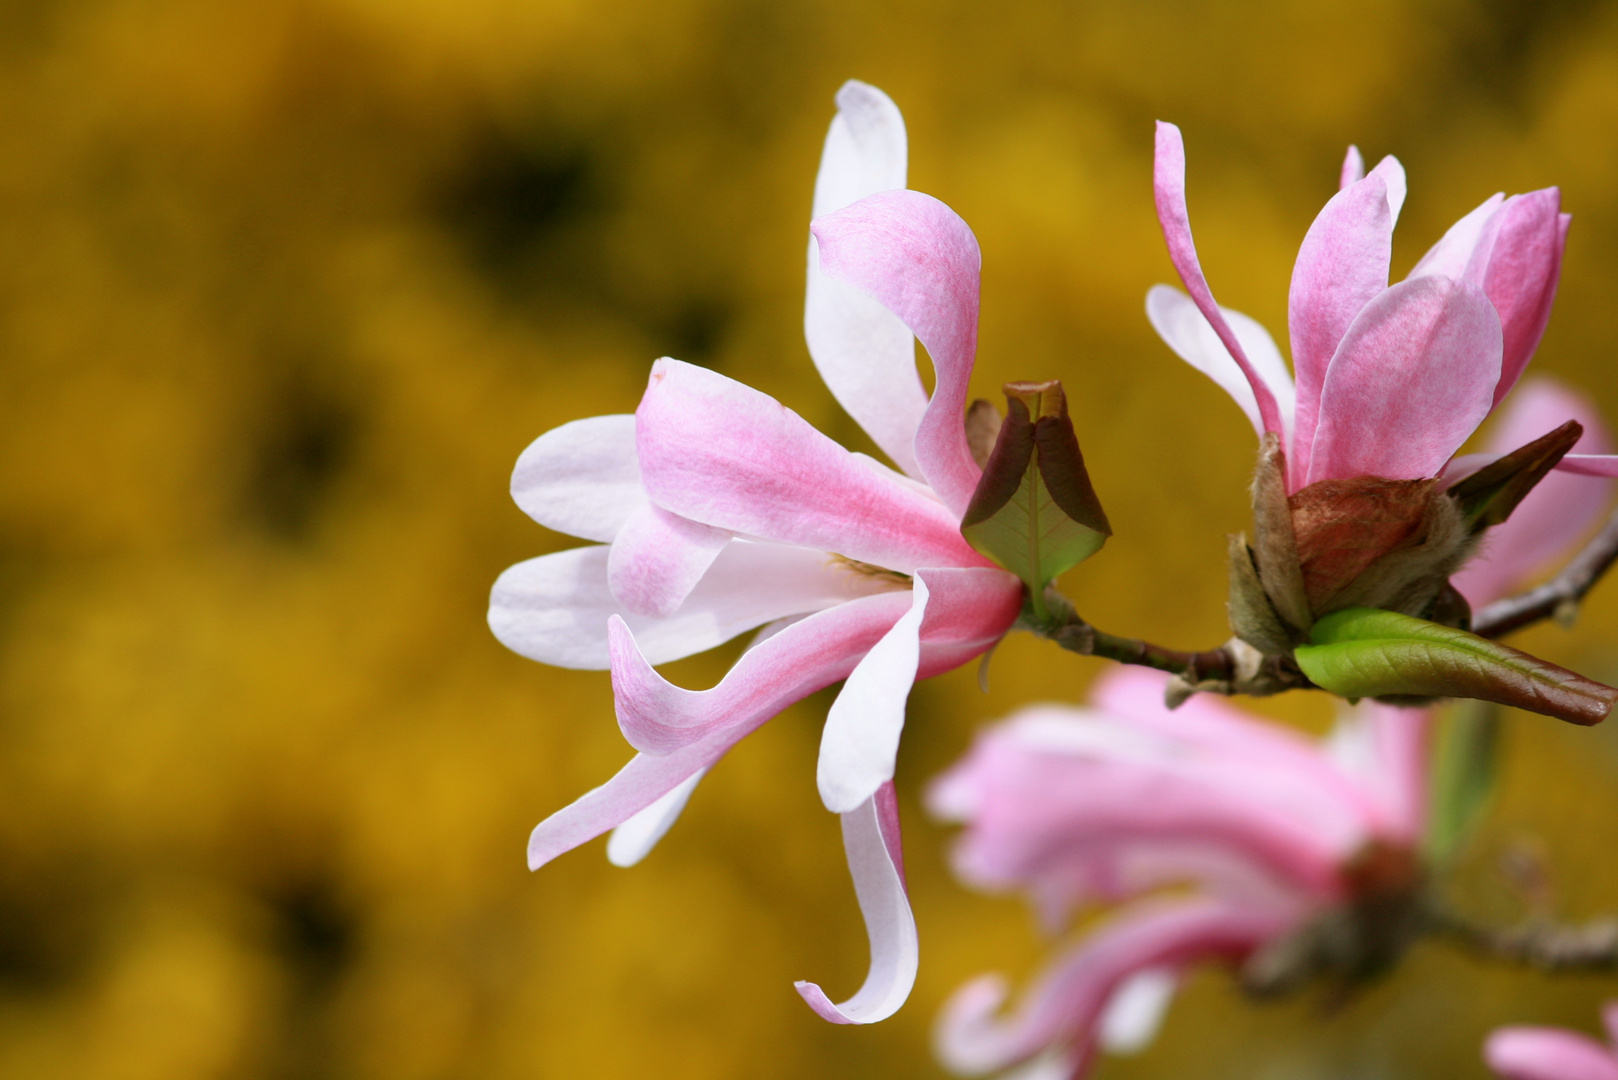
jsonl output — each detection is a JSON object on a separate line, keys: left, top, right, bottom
{"left": 960, "top": 381, "right": 1109, "bottom": 617}
{"left": 1294, "top": 607, "right": 1617, "bottom": 725}
{"left": 1424, "top": 699, "right": 1500, "bottom": 864}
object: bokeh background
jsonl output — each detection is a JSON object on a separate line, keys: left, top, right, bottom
{"left": 6, "top": 0, "right": 1618, "bottom": 1076}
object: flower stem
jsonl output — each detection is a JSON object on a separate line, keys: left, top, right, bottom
{"left": 1471, "top": 501, "right": 1618, "bottom": 638}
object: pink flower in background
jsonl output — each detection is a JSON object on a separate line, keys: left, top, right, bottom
{"left": 929, "top": 666, "right": 1430, "bottom": 1079}
{"left": 1487, "top": 1003, "right": 1618, "bottom": 1080}
{"left": 1452, "top": 377, "right": 1616, "bottom": 608}
{"left": 1147, "top": 122, "right": 1618, "bottom": 490}
{"left": 488, "top": 81, "right": 1022, "bottom": 1024}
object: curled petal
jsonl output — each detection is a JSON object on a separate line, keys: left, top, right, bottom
{"left": 818, "top": 576, "right": 930, "bottom": 813}
{"left": 1485, "top": 1026, "right": 1618, "bottom": 1080}
{"left": 806, "top": 81, "right": 928, "bottom": 477}
{"left": 1152, "top": 122, "right": 1286, "bottom": 440}
{"left": 490, "top": 541, "right": 897, "bottom": 670}
{"left": 527, "top": 592, "right": 914, "bottom": 869}
{"left": 1307, "top": 276, "right": 1502, "bottom": 485}
{"left": 606, "top": 503, "right": 730, "bottom": 618}
{"left": 611, "top": 591, "right": 914, "bottom": 755}
{"left": 606, "top": 767, "right": 707, "bottom": 867}
{"left": 636, "top": 358, "right": 983, "bottom": 572}
{"left": 812, "top": 564, "right": 1018, "bottom": 815}
{"left": 935, "top": 899, "right": 1292, "bottom": 1075}
{"left": 1287, "top": 170, "right": 1395, "bottom": 480}
{"left": 796, "top": 783, "right": 919, "bottom": 1024}
{"left": 511, "top": 414, "right": 646, "bottom": 542}
{"left": 1145, "top": 285, "right": 1296, "bottom": 440}
{"left": 812, "top": 189, "right": 984, "bottom": 516}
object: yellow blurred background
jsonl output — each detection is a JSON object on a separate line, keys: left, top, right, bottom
{"left": 5, "top": 0, "right": 1618, "bottom": 1076}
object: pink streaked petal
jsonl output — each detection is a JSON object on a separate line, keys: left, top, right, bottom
{"left": 635, "top": 358, "right": 984, "bottom": 572}
{"left": 1287, "top": 171, "right": 1395, "bottom": 481}
{"left": 489, "top": 541, "right": 900, "bottom": 671}
{"left": 913, "top": 566, "right": 1024, "bottom": 675}
{"left": 511, "top": 414, "right": 646, "bottom": 543}
{"left": 1145, "top": 285, "right": 1296, "bottom": 440}
{"left": 1410, "top": 193, "right": 1505, "bottom": 283}
{"left": 934, "top": 899, "right": 1293, "bottom": 1074}
{"left": 1603, "top": 1002, "right": 1618, "bottom": 1046}
{"left": 612, "top": 591, "right": 915, "bottom": 755}
{"left": 818, "top": 576, "right": 930, "bottom": 813}
{"left": 1340, "top": 146, "right": 1365, "bottom": 190}
{"left": 605, "top": 766, "right": 707, "bottom": 867}
{"left": 1455, "top": 379, "right": 1616, "bottom": 607}
{"left": 1152, "top": 122, "right": 1286, "bottom": 440}
{"left": 1480, "top": 189, "right": 1567, "bottom": 406}
{"left": 811, "top": 189, "right": 984, "bottom": 516}
{"left": 1307, "top": 276, "right": 1502, "bottom": 485}
{"left": 933, "top": 701, "right": 1364, "bottom": 901}
{"left": 1485, "top": 1027, "right": 1618, "bottom": 1080}
{"left": 606, "top": 503, "right": 730, "bottom": 618}
{"left": 807, "top": 81, "right": 928, "bottom": 477}
{"left": 796, "top": 782, "right": 919, "bottom": 1024}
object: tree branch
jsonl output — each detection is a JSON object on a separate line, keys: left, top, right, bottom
{"left": 1471, "top": 502, "right": 1618, "bottom": 639}
{"left": 1427, "top": 907, "right": 1618, "bottom": 972}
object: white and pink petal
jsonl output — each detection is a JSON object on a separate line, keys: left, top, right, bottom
{"left": 806, "top": 80, "right": 929, "bottom": 477}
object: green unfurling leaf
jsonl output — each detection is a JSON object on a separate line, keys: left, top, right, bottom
{"left": 1294, "top": 607, "right": 1616, "bottom": 725}
{"left": 961, "top": 381, "right": 1110, "bottom": 617}
{"left": 1425, "top": 699, "right": 1500, "bottom": 864}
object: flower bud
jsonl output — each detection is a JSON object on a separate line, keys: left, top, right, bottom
{"left": 960, "top": 381, "right": 1110, "bottom": 618}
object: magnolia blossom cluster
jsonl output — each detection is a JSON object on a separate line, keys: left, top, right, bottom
{"left": 929, "top": 383, "right": 1613, "bottom": 1078}
{"left": 487, "top": 77, "right": 1618, "bottom": 1068}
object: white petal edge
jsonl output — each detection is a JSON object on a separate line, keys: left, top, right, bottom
{"left": 606, "top": 767, "right": 708, "bottom": 867}
{"left": 1097, "top": 968, "right": 1178, "bottom": 1054}
{"left": 1371, "top": 154, "right": 1407, "bottom": 228}
{"left": 795, "top": 783, "right": 918, "bottom": 1024}
{"left": 807, "top": 80, "right": 928, "bottom": 478}
{"left": 817, "top": 574, "right": 930, "bottom": 813}
{"left": 511, "top": 414, "right": 647, "bottom": 542}
{"left": 489, "top": 541, "right": 898, "bottom": 670}
{"left": 1146, "top": 285, "right": 1297, "bottom": 440}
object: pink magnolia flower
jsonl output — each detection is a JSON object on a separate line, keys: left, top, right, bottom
{"left": 931, "top": 395, "right": 1611, "bottom": 1075}
{"left": 929, "top": 666, "right": 1431, "bottom": 1079}
{"left": 1147, "top": 122, "right": 1618, "bottom": 491}
{"left": 1487, "top": 1003, "right": 1618, "bottom": 1080}
{"left": 487, "top": 81, "right": 1022, "bottom": 1024}
{"left": 928, "top": 404, "right": 1611, "bottom": 1078}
